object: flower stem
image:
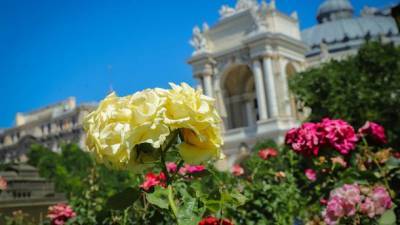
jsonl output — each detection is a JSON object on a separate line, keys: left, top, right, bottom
{"left": 168, "top": 185, "right": 179, "bottom": 221}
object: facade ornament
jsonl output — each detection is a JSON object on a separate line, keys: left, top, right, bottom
{"left": 290, "top": 11, "right": 298, "bottom": 20}
{"left": 236, "top": 0, "right": 258, "bottom": 11}
{"left": 219, "top": 5, "right": 236, "bottom": 19}
{"left": 190, "top": 26, "right": 210, "bottom": 55}
{"left": 320, "top": 42, "right": 330, "bottom": 61}
{"left": 361, "top": 6, "right": 378, "bottom": 17}
{"left": 251, "top": 11, "right": 268, "bottom": 33}
{"left": 269, "top": 0, "right": 276, "bottom": 10}
{"left": 202, "top": 22, "right": 209, "bottom": 33}
{"left": 261, "top": 0, "right": 268, "bottom": 11}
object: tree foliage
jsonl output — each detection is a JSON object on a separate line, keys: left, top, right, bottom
{"left": 289, "top": 41, "right": 400, "bottom": 147}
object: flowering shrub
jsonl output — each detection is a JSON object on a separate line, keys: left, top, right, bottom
{"left": 286, "top": 119, "right": 398, "bottom": 224}
{"left": 47, "top": 203, "right": 76, "bottom": 225}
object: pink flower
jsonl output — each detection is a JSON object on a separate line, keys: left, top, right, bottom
{"left": 360, "top": 197, "right": 376, "bottom": 218}
{"left": 321, "top": 118, "right": 358, "bottom": 155}
{"left": 320, "top": 198, "right": 328, "bottom": 205}
{"left": 285, "top": 122, "right": 325, "bottom": 156}
{"left": 231, "top": 164, "right": 244, "bottom": 176}
{"left": 258, "top": 148, "right": 278, "bottom": 160}
{"left": 166, "top": 162, "right": 177, "bottom": 173}
{"left": 305, "top": 169, "right": 317, "bottom": 181}
{"left": 323, "top": 196, "right": 344, "bottom": 225}
{"left": 358, "top": 121, "right": 387, "bottom": 144}
{"left": 140, "top": 172, "right": 166, "bottom": 191}
{"left": 179, "top": 164, "right": 205, "bottom": 176}
{"left": 0, "top": 176, "right": 7, "bottom": 191}
{"left": 47, "top": 203, "right": 76, "bottom": 225}
{"left": 371, "top": 186, "right": 392, "bottom": 215}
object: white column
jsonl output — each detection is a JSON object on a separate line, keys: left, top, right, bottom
{"left": 203, "top": 74, "right": 213, "bottom": 97}
{"left": 279, "top": 58, "right": 292, "bottom": 116}
{"left": 263, "top": 57, "right": 279, "bottom": 118}
{"left": 252, "top": 60, "right": 268, "bottom": 120}
{"left": 245, "top": 101, "right": 255, "bottom": 126}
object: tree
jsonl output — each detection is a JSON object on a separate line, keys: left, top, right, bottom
{"left": 289, "top": 41, "right": 400, "bottom": 147}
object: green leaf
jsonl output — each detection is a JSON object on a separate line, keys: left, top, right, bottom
{"left": 177, "top": 192, "right": 204, "bottom": 225}
{"left": 146, "top": 186, "right": 170, "bottom": 209}
{"left": 379, "top": 208, "right": 396, "bottom": 225}
{"left": 105, "top": 187, "right": 140, "bottom": 210}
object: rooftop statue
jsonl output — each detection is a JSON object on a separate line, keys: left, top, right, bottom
{"left": 190, "top": 26, "right": 209, "bottom": 55}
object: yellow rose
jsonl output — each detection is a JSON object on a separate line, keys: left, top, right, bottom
{"left": 83, "top": 90, "right": 170, "bottom": 170}
{"left": 163, "top": 83, "right": 223, "bottom": 164}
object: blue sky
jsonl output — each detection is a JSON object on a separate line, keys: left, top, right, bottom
{"left": 0, "top": 0, "right": 397, "bottom": 127}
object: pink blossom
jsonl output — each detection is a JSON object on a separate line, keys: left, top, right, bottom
{"left": 140, "top": 172, "right": 166, "bottom": 191}
{"left": 231, "top": 164, "right": 244, "bottom": 176}
{"left": 371, "top": 186, "right": 392, "bottom": 215}
{"left": 332, "top": 184, "right": 361, "bottom": 208}
{"left": 323, "top": 196, "right": 344, "bottom": 225}
{"left": 321, "top": 118, "right": 358, "bottom": 155}
{"left": 47, "top": 203, "right": 76, "bottom": 225}
{"left": 360, "top": 197, "right": 376, "bottom": 218}
{"left": 285, "top": 122, "right": 325, "bottom": 156}
{"left": 258, "top": 148, "right": 278, "bottom": 160}
{"left": 0, "top": 176, "right": 7, "bottom": 191}
{"left": 179, "top": 164, "right": 205, "bottom": 176}
{"left": 185, "top": 165, "right": 205, "bottom": 174}
{"left": 305, "top": 169, "right": 317, "bottom": 181}
{"left": 166, "top": 162, "right": 177, "bottom": 173}
{"left": 358, "top": 121, "right": 387, "bottom": 144}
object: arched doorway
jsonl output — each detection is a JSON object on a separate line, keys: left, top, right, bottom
{"left": 222, "top": 65, "right": 257, "bottom": 129}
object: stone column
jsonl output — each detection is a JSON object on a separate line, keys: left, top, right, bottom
{"left": 245, "top": 100, "right": 255, "bottom": 126}
{"left": 203, "top": 74, "right": 213, "bottom": 97}
{"left": 279, "top": 58, "right": 292, "bottom": 116}
{"left": 252, "top": 59, "right": 268, "bottom": 120}
{"left": 263, "top": 57, "right": 279, "bottom": 118}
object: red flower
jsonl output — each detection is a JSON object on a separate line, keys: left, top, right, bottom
{"left": 47, "top": 203, "right": 76, "bottom": 225}
{"left": 321, "top": 118, "right": 358, "bottom": 155}
{"left": 285, "top": 122, "right": 325, "bottom": 156}
{"left": 140, "top": 172, "right": 166, "bottom": 191}
{"left": 198, "top": 216, "right": 234, "bottom": 225}
{"left": 393, "top": 152, "right": 400, "bottom": 159}
{"left": 258, "top": 148, "right": 278, "bottom": 160}
{"left": 231, "top": 164, "right": 244, "bottom": 176}
{"left": 358, "top": 121, "right": 387, "bottom": 145}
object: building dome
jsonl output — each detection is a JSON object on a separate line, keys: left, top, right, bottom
{"left": 317, "top": 0, "right": 354, "bottom": 23}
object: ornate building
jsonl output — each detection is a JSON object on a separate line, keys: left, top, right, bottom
{"left": 188, "top": 0, "right": 307, "bottom": 162}
{"left": 0, "top": 98, "right": 96, "bottom": 162}
{"left": 302, "top": 0, "right": 400, "bottom": 67}
{"left": 0, "top": 164, "right": 65, "bottom": 223}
